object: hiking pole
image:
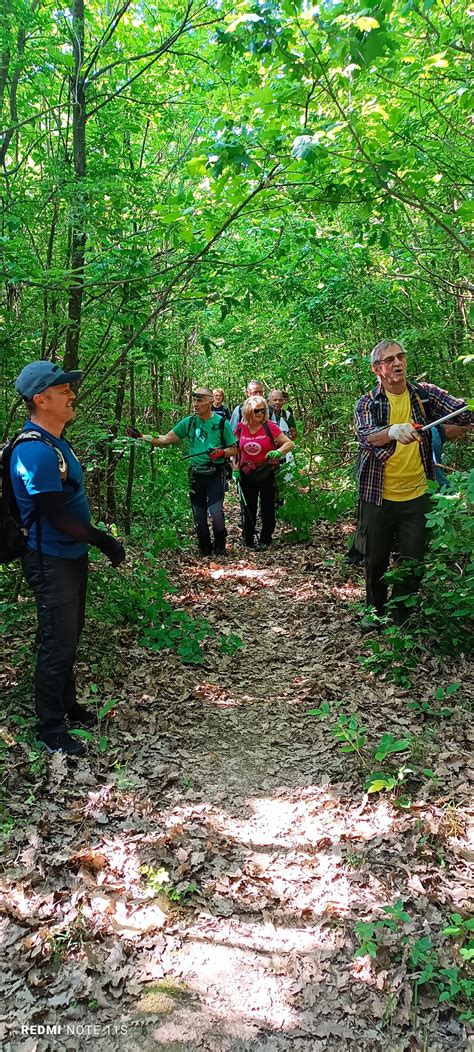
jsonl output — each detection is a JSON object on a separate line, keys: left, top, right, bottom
{"left": 416, "top": 405, "right": 471, "bottom": 432}
{"left": 372, "top": 404, "right": 471, "bottom": 438}
{"left": 237, "top": 479, "right": 257, "bottom": 534}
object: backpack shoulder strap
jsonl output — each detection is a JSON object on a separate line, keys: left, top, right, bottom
{"left": 410, "top": 382, "right": 429, "bottom": 419}
{"left": 11, "top": 431, "right": 72, "bottom": 483}
{"left": 262, "top": 420, "right": 276, "bottom": 445}
{"left": 218, "top": 415, "right": 226, "bottom": 447}
{"left": 186, "top": 415, "right": 197, "bottom": 438}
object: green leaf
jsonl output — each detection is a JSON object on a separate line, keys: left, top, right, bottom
{"left": 355, "top": 16, "right": 380, "bottom": 31}
{"left": 98, "top": 698, "right": 118, "bottom": 718}
{"left": 365, "top": 774, "right": 397, "bottom": 793}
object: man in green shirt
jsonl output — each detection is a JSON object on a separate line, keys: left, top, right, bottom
{"left": 132, "top": 388, "right": 236, "bottom": 556}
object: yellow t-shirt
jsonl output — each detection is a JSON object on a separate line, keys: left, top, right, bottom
{"left": 383, "top": 389, "right": 427, "bottom": 501}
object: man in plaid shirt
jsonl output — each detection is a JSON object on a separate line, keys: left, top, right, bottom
{"left": 354, "top": 339, "right": 472, "bottom": 628}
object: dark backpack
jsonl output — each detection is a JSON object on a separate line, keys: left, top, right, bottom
{"left": 0, "top": 431, "right": 69, "bottom": 564}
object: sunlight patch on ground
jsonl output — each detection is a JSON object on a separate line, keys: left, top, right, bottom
{"left": 185, "top": 913, "right": 342, "bottom": 955}
{"left": 209, "top": 565, "right": 281, "bottom": 585}
{"left": 204, "top": 792, "right": 395, "bottom": 851}
{"left": 331, "top": 582, "right": 364, "bottom": 601}
{"left": 167, "top": 938, "right": 299, "bottom": 1031}
{"left": 193, "top": 682, "right": 242, "bottom": 708}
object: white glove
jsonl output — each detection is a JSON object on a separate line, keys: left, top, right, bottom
{"left": 387, "top": 423, "right": 420, "bottom": 444}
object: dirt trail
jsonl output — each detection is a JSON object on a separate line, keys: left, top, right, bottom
{"left": 1, "top": 523, "right": 472, "bottom": 1052}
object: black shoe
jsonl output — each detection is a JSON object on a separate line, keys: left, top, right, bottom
{"left": 198, "top": 546, "right": 213, "bottom": 558}
{"left": 67, "top": 703, "right": 96, "bottom": 729}
{"left": 258, "top": 539, "right": 272, "bottom": 551}
{"left": 38, "top": 732, "right": 86, "bottom": 757}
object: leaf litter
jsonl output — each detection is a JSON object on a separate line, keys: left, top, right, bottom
{"left": 0, "top": 516, "right": 472, "bottom": 1051}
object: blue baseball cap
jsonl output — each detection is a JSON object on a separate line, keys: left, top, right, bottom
{"left": 15, "top": 360, "right": 82, "bottom": 399}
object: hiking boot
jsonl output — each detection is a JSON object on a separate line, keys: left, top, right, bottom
{"left": 197, "top": 546, "right": 213, "bottom": 558}
{"left": 38, "top": 732, "right": 86, "bottom": 757}
{"left": 258, "top": 537, "right": 272, "bottom": 551}
{"left": 213, "top": 530, "right": 227, "bottom": 556}
{"left": 67, "top": 703, "right": 96, "bottom": 729}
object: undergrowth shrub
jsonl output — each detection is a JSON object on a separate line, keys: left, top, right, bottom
{"left": 88, "top": 554, "right": 242, "bottom": 665}
{"left": 277, "top": 462, "right": 355, "bottom": 540}
{"left": 421, "top": 472, "right": 474, "bottom": 652}
{"left": 361, "top": 471, "right": 473, "bottom": 684}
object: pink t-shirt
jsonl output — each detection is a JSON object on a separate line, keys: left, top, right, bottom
{"left": 237, "top": 420, "right": 282, "bottom": 469}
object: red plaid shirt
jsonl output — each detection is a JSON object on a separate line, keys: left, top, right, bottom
{"left": 354, "top": 381, "right": 471, "bottom": 506}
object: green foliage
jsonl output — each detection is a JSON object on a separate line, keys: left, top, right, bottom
{"left": 421, "top": 474, "right": 474, "bottom": 653}
{"left": 70, "top": 688, "right": 119, "bottom": 754}
{"left": 361, "top": 473, "right": 473, "bottom": 687}
{"left": 374, "top": 733, "right": 411, "bottom": 763}
{"left": 305, "top": 701, "right": 441, "bottom": 800}
{"left": 354, "top": 899, "right": 412, "bottom": 958}
{"left": 409, "top": 926, "right": 474, "bottom": 1020}
{"left": 140, "top": 608, "right": 214, "bottom": 666}
{"left": 407, "top": 682, "right": 460, "bottom": 719}
{"left": 140, "top": 865, "right": 199, "bottom": 905}
{"left": 354, "top": 908, "right": 474, "bottom": 1021}
{"left": 88, "top": 553, "right": 242, "bottom": 666}
{"left": 360, "top": 624, "right": 421, "bottom": 687}
{"left": 331, "top": 714, "right": 367, "bottom": 756}
{"left": 277, "top": 465, "right": 355, "bottom": 541}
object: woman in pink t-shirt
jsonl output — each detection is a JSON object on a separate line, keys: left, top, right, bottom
{"left": 234, "top": 395, "right": 294, "bottom": 550}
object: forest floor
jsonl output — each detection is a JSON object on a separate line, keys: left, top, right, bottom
{"left": 0, "top": 507, "right": 473, "bottom": 1052}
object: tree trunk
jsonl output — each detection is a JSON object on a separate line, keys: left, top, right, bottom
{"left": 64, "top": 0, "right": 86, "bottom": 370}
{"left": 124, "top": 364, "right": 136, "bottom": 535}
{"left": 106, "top": 357, "right": 127, "bottom": 521}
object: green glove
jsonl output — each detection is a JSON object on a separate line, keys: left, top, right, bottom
{"left": 266, "top": 449, "right": 283, "bottom": 461}
{"left": 233, "top": 469, "right": 241, "bottom": 481}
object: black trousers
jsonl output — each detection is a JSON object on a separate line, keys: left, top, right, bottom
{"left": 189, "top": 469, "right": 226, "bottom": 553}
{"left": 21, "top": 549, "right": 88, "bottom": 737}
{"left": 357, "top": 493, "right": 430, "bottom": 619}
{"left": 239, "top": 473, "right": 276, "bottom": 545}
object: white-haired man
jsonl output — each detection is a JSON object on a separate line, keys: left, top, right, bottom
{"left": 354, "top": 339, "right": 472, "bottom": 627}
{"left": 230, "top": 381, "right": 264, "bottom": 431}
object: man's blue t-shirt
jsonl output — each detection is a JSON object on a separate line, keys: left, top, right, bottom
{"left": 10, "top": 423, "right": 90, "bottom": 558}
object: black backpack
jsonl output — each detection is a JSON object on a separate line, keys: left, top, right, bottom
{"left": 0, "top": 431, "right": 69, "bottom": 564}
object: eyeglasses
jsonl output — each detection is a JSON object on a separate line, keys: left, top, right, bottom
{"left": 253, "top": 407, "right": 266, "bottom": 413}
{"left": 378, "top": 352, "right": 406, "bottom": 366}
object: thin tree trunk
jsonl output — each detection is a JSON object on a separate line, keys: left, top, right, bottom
{"left": 124, "top": 364, "right": 135, "bottom": 534}
{"left": 106, "top": 357, "right": 127, "bottom": 520}
{"left": 64, "top": 0, "right": 86, "bottom": 370}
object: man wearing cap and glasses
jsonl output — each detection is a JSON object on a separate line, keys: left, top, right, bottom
{"left": 128, "top": 387, "right": 236, "bottom": 556}
{"left": 10, "top": 360, "right": 126, "bottom": 756}
{"left": 354, "top": 339, "right": 472, "bottom": 629}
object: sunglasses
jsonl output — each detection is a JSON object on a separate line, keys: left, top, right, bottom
{"left": 378, "top": 352, "right": 406, "bottom": 366}
{"left": 192, "top": 393, "right": 208, "bottom": 400}
{"left": 253, "top": 407, "right": 266, "bottom": 413}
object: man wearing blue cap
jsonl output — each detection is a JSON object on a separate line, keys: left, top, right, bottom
{"left": 10, "top": 361, "right": 126, "bottom": 756}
